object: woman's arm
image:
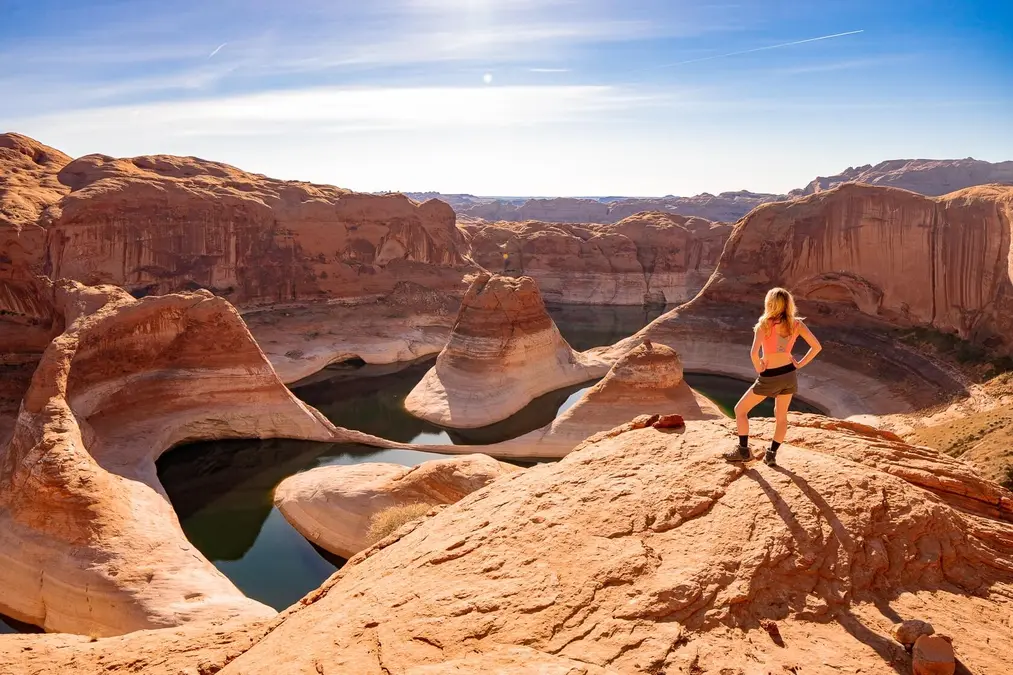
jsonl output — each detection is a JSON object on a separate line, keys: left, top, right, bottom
{"left": 750, "top": 327, "right": 765, "bottom": 373}
{"left": 793, "top": 321, "right": 822, "bottom": 369}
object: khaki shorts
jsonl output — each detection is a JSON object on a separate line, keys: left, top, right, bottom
{"left": 751, "top": 367, "right": 798, "bottom": 397}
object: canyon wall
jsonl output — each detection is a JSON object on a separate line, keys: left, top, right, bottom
{"left": 702, "top": 183, "right": 1013, "bottom": 352}
{"left": 452, "top": 191, "right": 778, "bottom": 224}
{"left": 462, "top": 212, "right": 732, "bottom": 305}
{"left": 42, "top": 153, "right": 475, "bottom": 307}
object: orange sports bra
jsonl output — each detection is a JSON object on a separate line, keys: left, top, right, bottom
{"left": 761, "top": 320, "right": 799, "bottom": 357}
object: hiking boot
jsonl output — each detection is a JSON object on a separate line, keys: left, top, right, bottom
{"left": 723, "top": 444, "right": 751, "bottom": 462}
{"left": 764, "top": 450, "right": 777, "bottom": 466}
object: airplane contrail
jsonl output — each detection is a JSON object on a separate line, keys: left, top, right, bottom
{"left": 208, "top": 43, "right": 227, "bottom": 59}
{"left": 661, "top": 30, "right": 864, "bottom": 68}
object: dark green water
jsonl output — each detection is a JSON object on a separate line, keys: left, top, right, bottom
{"left": 153, "top": 306, "right": 823, "bottom": 612}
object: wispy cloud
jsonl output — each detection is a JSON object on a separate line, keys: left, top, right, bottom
{"left": 530, "top": 67, "right": 571, "bottom": 73}
{"left": 661, "top": 29, "right": 865, "bottom": 67}
{"left": 208, "top": 43, "right": 227, "bottom": 59}
{"left": 5, "top": 85, "right": 674, "bottom": 144}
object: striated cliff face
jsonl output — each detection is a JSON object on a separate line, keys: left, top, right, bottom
{"left": 790, "top": 157, "right": 1013, "bottom": 198}
{"left": 462, "top": 212, "right": 732, "bottom": 305}
{"left": 41, "top": 153, "right": 475, "bottom": 307}
{"left": 704, "top": 183, "right": 1013, "bottom": 352}
{"left": 452, "top": 191, "right": 778, "bottom": 224}
{"left": 405, "top": 273, "right": 610, "bottom": 428}
{"left": 0, "top": 134, "right": 71, "bottom": 334}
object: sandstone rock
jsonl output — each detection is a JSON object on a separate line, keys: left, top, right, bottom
{"left": 462, "top": 212, "right": 731, "bottom": 305}
{"left": 912, "top": 635, "right": 956, "bottom": 675}
{"left": 891, "top": 619, "right": 935, "bottom": 647}
{"left": 480, "top": 341, "right": 722, "bottom": 458}
{"left": 248, "top": 281, "right": 460, "bottom": 384}
{"left": 448, "top": 192, "right": 780, "bottom": 224}
{"left": 42, "top": 152, "right": 475, "bottom": 307}
{"left": 789, "top": 157, "right": 1013, "bottom": 198}
{"left": 701, "top": 183, "right": 1013, "bottom": 353}
{"left": 0, "top": 135, "right": 70, "bottom": 353}
{"left": 4, "top": 419, "right": 1013, "bottom": 673}
{"left": 274, "top": 454, "right": 519, "bottom": 558}
{"left": 404, "top": 274, "right": 610, "bottom": 428}
{"left": 0, "top": 280, "right": 399, "bottom": 636}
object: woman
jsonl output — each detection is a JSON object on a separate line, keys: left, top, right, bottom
{"left": 725, "top": 287, "right": 821, "bottom": 466}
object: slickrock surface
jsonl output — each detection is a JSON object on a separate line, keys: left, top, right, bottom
{"left": 11, "top": 418, "right": 1011, "bottom": 673}
{"left": 42, "top": 152, "right": 474, "bottom": 306}
{"left": 405, "top": 274, "right": 610, "bottom": 428}
{"left": 704, "top": 183, "right": 1013, "bottom": 352}
{"left": 462, "top": 213, "right": 731, "bottom": 305}
{"left": 481, "top": 342, "right": 723, "bottom": 458}
{"left": 248, "top": 281, "right": 460, "bottom": 384}
{"left": 790, "top": 157, "right": 1013, "bottom": 197}
{"left": 274, "top": 454, "right": 519, "bottom": 558}
{"left": 0, "top": 281, "right": 399, "bottom": 636}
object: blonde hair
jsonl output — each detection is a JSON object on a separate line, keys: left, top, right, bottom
{"left": 755, "top": 287, "right": 803, "bottom": 336}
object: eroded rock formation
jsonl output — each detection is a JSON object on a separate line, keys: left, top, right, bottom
{"left": 482, "top": 342, "right": 723, "bottom": 458}
{"left": 0, "top": 281, "right": 397, "bottom": 636}
{"left": 404, "top": 274, "right": 610, "bottom": 428}
{"left": 435, "top": 191, "right": 783, "bottom": 224}
{"left": 42, "top": 153, "right": 475, "bottom": 307}
{"left": 274, "top": 454, "right": 519, "bottom": 558}
{"left": 8, "top": 418, "right": 1011, "bottom": 673}
{"left": 462, "top": 212, "right": 731, "bottom": 305}
{"left": 789, "top": 157, "right": 1013, "bottom": 198}
{"left": 704, "top": 183, "right": 1013, "bottom": 351}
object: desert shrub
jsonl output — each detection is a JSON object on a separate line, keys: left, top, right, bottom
{"left": 1002, "top": 466, "right": 1013, "bottom": 492}
{"left": 366, "top": 502, "right": 433, "bottom": 544}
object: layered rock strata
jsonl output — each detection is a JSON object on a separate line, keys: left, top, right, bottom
{"left": 274, "top": 454, "right": 519, "bottom": 558}
{"left": 404, "top": 274, "right": 610, "bottom": 428}
{"left": 789, "top": 157, "right": 1013, "bottom": 197}
{"left": 462, "top": 212, "right": 732, "bottom": 305}
{"left": 479, "top": 342, "right": 723, "bottom": 458}
{"left": 0, "top": 281, "right": 397, "bottom": 636}
{"left": 247, "top": 281, "right": 461, "bottom": 384}
{"left": 704, "top": 183, "right": 1013, "bottom": 353}
{"left": 8, "top": 419, "right": 1011, "bottom": 673}
{"left": 41, "top": 152, "right": 475, "bottom": 307}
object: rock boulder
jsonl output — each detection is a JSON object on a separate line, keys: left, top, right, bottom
{"left": 274, "top": 454, "right": 519, "bottom": 558}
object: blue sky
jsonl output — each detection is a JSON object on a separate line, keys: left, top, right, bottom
{"left": 2, "top": 0, "right": 1011, "bottom": 196}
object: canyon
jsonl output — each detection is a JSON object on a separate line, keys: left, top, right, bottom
{"left": 2, "top": 133, "right": 1013, "bottom": 674}
{"left": 412, "top": 156, "right": 1013, "bottom": 225}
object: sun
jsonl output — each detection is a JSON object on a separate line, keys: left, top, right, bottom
{"left": 483, "top": 72, "right": 493, "bottom": 85}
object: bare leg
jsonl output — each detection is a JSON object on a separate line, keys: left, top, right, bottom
{"left": 773, "top": 394, "right": 793, "bottom": 443}
{"left": 734, "top": 390, "right": 767, "bottom": 437}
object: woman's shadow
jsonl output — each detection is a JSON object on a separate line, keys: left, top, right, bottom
{"left": 744, "top": 465, "right": 976, "bottom": 675}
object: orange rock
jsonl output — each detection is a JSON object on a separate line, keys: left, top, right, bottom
{"left": 404, "top": 273, "right": 610, "bottom": 428}
{"left": 274, "top": 454, "right": 519, "bottom": 558}
{"left": 463, "top": 212, "right": 731, "bottom": 305}
{"left": 703, "top": 183, "right": 1013, "bottom": 353}
{"left": 42, "top": 152, "right": 475, "bottom": 307}
{"left": 789, "top": 157, "right": 1013, "bottom": 198}
{"left": 0, "top": 280, "right": 399, "bottom": 636}
{"left": 913, "top": 635, "right": 956, "bottom": 675}
{"left": 3, "top": 420, "right": 1013, "bottom": 673}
